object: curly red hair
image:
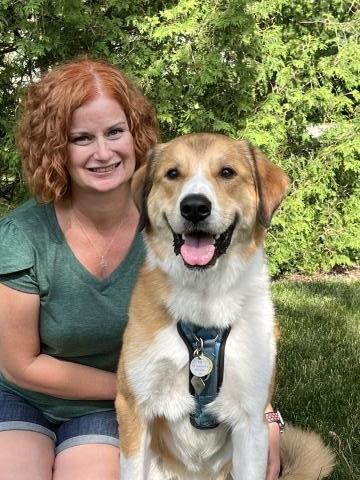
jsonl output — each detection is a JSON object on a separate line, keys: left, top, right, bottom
{"left": 17, "top": 57, "right": 159, "bottom": 202}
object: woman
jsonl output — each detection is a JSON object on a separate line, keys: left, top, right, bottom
{"left": 0, "top": 58, "right": 280, "bottom": 479}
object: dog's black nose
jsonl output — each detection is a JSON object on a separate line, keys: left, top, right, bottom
{"left": 180, "top": 194, "right": 212, "bottom": 223}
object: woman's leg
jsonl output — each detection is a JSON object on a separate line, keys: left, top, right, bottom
{"left": 53, "top": 444, "right": 119, "bottom": 480}
{"left": 0, "top": 389, "right": 56, "bottom": 479}
{"left": 53, "top": 410, "right": 119, "bottom": 480}
{"left": 0, "top": 430, "right": 54, "bottom": 479}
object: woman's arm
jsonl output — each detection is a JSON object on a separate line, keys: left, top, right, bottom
{"left": 265, "top": 403, "right": 281, "bottom": 480}
{"left": 0, "top": 283, "right": 116, "bottom": 400}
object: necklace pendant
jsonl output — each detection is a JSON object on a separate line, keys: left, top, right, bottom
{"left": 100, "top": 257, "right": 108, "bottom": 271}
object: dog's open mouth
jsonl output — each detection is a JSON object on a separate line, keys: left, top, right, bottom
{"left": 172, "top": 219, "right": 237, "bottom": 269}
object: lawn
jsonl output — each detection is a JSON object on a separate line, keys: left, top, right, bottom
{"left": 272, "top": 277, "right": 360, "bottom": 480}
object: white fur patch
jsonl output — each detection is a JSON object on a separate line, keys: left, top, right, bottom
{"left": 127, "top": 322, "right": 195, "bottom": 422}
{"left": 178, "top": 166, "right": 219, "bottom": 212}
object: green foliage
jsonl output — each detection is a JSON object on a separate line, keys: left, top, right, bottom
{"left": 128, "top": 0, "right": 257, "bottom": 138}
{"left": 0, "top": 0, "right": 359, "bottom": 274}
{"left": 244, "top": 0, "right": 360, "bottom": 275}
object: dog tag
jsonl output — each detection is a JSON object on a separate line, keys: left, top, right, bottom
{"left": 190, "top": 355, "right": 213, "bottom": 378}
{"left": 191, "top": 375, "right": 206, "bottom": 395}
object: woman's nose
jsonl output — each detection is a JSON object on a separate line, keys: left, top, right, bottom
{"left": 93, "top": 137, "right": 113, "bottom": 161}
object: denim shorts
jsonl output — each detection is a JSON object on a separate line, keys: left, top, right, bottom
{"left": 0, "top": 388, "right": 119, "bottom": 454}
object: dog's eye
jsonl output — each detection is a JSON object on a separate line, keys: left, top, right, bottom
{"left": 165, "top": 168, "right": 179, "bottom": 180}
{"left": 220, "top": 167, "right": 236, "bottom": 179}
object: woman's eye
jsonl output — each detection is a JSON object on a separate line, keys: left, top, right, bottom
{"left": 220, "top": 167, "right": 236, "bottom": 179}
{"left": 165, "top": 168, "right": 179, "bottom": 180}
{"left": 70, "top": 135, "right": 92, "bottom": 145}
{"left": 107, "top": 128, "right": 123, "bottom": 138}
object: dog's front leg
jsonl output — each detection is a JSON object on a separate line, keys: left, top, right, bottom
{"left": 231, "top": 418, "right": 268, "bottom": 480}
{"left": 116, "top": 393, "right": 151, "bottom": 480}
{"left": 120, "top": 430, "right": 150, "bottom": 480}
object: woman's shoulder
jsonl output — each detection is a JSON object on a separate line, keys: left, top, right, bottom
{"left": 0, "top": 200, "right": 58, "bottom": 290}
{"left": 1, "top": 199, "right": 55, "bottom": 241}
{"left": 0, "top": 200, "right": 54, "bottom": 266}
{"left": 0, "top": 202, "right": 40, "bottom": 277}
{"left": 2, "top": 199, "right": 49, "bottom": 225}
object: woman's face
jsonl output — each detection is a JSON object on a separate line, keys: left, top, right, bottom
{"left": 67, "top": 94, "right": 136, "bottom": 195}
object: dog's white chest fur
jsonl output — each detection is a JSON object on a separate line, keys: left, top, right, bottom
{"left": 126, "top": 248, "right": 275, "bottom": 478}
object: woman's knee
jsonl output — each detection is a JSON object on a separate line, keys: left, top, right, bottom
{"left": 0, "top": 430, "right": 54, "bottom": 479}
{"left": 53, "top": 444, "right": 119, "bottom": 480}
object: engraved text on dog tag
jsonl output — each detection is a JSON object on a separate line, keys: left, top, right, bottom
{"left": 190, "top": 355, "right": 213, "bottom": 377}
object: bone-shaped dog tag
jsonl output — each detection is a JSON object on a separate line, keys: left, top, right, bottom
{"left": 191, "top": 375, "right": 205, "bottom": 395}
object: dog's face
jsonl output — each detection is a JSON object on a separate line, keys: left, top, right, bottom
{"left": 132, "top": 133, "right": 288, "bottom": 270}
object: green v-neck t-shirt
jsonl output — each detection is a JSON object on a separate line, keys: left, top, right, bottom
{"left": 0, "top": 199, "right": 145, "bottom": 424}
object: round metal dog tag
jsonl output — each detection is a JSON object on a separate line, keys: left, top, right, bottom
{"left": 190, "top": 355, "right": 213, "bottom": 377}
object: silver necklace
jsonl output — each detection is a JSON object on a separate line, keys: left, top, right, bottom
{"left": 72, "top": 210, "right": 124, "bottom": 274}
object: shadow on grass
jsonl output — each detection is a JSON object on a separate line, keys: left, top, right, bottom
{"left": 271, "top": 280, "right": 360, "bottom": 480}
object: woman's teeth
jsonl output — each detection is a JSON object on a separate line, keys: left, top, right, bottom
{"left": 88, "top": 162, "right": 120, "bottom": 173}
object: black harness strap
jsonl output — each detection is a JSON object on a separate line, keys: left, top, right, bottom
{"left": 177, "top": 321, "right": 231, "bottom": 429}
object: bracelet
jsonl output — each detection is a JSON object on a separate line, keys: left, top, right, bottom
{"left": 265, "top": 409, "right": 285, "bottom": 433}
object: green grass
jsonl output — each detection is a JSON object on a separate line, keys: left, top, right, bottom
{"left": 272, "top": 278, "right": 360, "bottom": 480}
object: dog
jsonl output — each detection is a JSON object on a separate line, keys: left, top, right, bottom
{"left": 116, "top": 133, "right": 335, "bottom": 480}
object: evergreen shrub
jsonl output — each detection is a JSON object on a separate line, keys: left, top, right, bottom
{"left": 0, "top": 0, "right": 358, "bottom": 274}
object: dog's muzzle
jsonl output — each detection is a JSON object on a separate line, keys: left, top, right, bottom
{"left": 170, "top": 194, "right": 237, "bottom": 270}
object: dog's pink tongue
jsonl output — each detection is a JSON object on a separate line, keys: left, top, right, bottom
{"left": 180, "top": 234, "right": 215, "bottom": 266}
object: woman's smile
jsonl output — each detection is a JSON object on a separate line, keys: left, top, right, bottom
{"left": 86, "top": 161, "right": 122, "bottom": 174}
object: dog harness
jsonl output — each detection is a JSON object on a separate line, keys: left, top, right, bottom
{"left": 177, "top": 321, "right": 231, "bottom": 429}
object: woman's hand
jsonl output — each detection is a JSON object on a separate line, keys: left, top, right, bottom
{"left": 266, "top": 419, "right": 281, "bottom": 480}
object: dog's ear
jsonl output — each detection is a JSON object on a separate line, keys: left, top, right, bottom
{"left": 131, "top": 162, "right": 151, "bottom": 231}
{"left": 248, "top": 143, "right": 289, "bottom": 228}
{"left": 131, "top": 143, "right": 168, "bottom": 231}
{"left": 131, "top": 164, "right": 147, "bottom": 212}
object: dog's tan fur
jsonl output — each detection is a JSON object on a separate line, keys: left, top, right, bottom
{"left": 280, "top": 427, "right": 335, "bottom": 480}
